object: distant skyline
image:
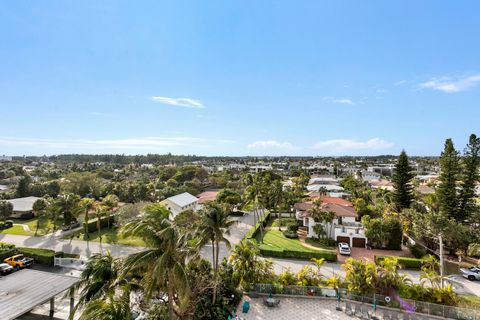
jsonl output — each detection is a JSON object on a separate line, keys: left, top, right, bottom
{"left": 1, "top": 1, "right": 479, "bottom": 156}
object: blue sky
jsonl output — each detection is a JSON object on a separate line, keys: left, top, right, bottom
{"left": 1, "top": 1, "right": 480, "bottom": 156}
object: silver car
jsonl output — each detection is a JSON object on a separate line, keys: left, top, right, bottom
{"left": 460, "top": 266, "right": 480, "bottom": 281}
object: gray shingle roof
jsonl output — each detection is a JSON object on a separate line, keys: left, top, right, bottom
{"left": 7, "top": 196, "right": 40, "bottom": 212}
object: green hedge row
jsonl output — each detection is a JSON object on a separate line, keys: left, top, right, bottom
{"left": 260, "top": 247, "right": 337, "bottom": 262}
{"left": 1, "top": 245, "right": 80, "bottom": 266}
{"left": 0, "top": 249, "right": 16, "bottom": 261}
{"left": 245, "top": 211, "right": 271, "bottom": 240}
{"left": 375, "top": 256, "right": 423, "bottom": 269}
{"left": 83, "top": 215, "right": 115, "bottom": 233}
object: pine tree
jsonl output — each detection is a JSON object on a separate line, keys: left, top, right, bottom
{"left": 436, "top": 139, "right": 460, "bottom": 220}
{"left": 458, "top": 134, "right": 480, "bottom": 222}
{"left": 16, "top": 175, "right": 32, "bottom": 197}
{"left": 392, "top": 150, "right": 415, "bottom": 211}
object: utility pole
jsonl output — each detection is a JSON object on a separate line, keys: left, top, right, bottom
{"left": 439, "top": 234, "right": 444, "bottom": 289}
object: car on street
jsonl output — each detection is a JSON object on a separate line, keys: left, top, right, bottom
{"left": 4, "top": 254, "right": 34, "bottom": 269}
{"left": 0, "top": 263, "right": 14, "bottom": 275}
{"left": 460, "top": 266, "right": 480, "bottom": 281}
{"left": 338, "top": 242, "right": 351, "bottom": 255}
{"left": 61, "top": 220, "right": 81, "bottom": 231}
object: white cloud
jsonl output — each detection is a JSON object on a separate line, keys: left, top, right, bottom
{"left": 312, "top": 138, "right": 393, "bottom": 154}
{"left": 0, "top": 136, "right": 232, "bottom": 150}
{"left": 247, "top": 140, "right": 297, "bottom": 150}
{"left": 322, "top": 96, "right": 354, "bottom": 105}
{"left": 419, "top": 75, "right": 480, "bottom": 93}
{"left": 151, "top": 96, "right": 204, "bottom": 108}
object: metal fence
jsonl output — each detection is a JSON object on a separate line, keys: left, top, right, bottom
{"left": 54, "top": 256, "right": 87, "bottom": 270}
{"left": 254, "top": 284, "right": 480, "bottom": 320}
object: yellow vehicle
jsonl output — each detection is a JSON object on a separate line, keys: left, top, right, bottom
{"left": 4, "top": 254, "right": 34, "bottom": 269}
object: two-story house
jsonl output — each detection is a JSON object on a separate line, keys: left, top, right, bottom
{"left": 160, "top": 192, "right": 199, "bottom": 220}
{"left": 294, "top": 196, "right": 367, "bottom": 248}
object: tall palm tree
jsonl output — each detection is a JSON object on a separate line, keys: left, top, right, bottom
{"left": 102, "top": 194, "right": 119, "bottom": 229}
{"left": 197, "top": 202, "right": 236, "bottom": 304}
{"left": 32, "top": 198, "right": 48, "bottom": 236}
{"left": 121, "top": 209, "right": 194, "bottom": 319}
{"left": 56, "top": 193, "right": 82, "bottom": 226}
{"left": 80, "top": 198, "right": 95, "bottom": 240}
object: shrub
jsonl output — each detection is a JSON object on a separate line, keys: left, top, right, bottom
{"left": 4, "top": 220, "right": 13, "bottom": 228}
{"left": 245, "top": 211, "right": 270, "bottom": 239}
{"left": 467, "top": 243, "right": 480, "bottom": 258}
{"left": 16, "top": 247, "right": 59, "bottom": 266}
{"left": 282, "top": 230, "right": 298, "bottom": 239}
{"left": 307, "top": 238, "right": 336, "bottom": 247}
{"left": 286, "top": 223, "right": 298, "bottom": 233}
{"left": 375, "top": 256, "right": 423, "bottom": 269}
{"left": 410, "top": 244, "right": 427, "bottom": 259}
{"left": 260, "top": 247, "right": 337, "bottom": 262}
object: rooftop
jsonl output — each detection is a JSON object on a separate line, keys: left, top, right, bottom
{"left": 7, "top": 196, "right": 40, "bottom": 212}
{"left": 196, "top": 190, "right": 218, "bottom": 204}
{"left": 0, "top": 269, "right": 78, "bottom": 320}
{"left": 165, "top": 192, "right": 199, "bottom": 207}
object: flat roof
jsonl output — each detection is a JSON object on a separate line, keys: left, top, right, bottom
{"left": 165, "top": 192, "right": 198, "bottom": 207}
{"left": 0, "top": 269, "right": 78, "bottom": 320}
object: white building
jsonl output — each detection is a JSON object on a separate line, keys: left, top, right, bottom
{"left": 360, "top": 170, "right": 381, "bottom": 182}
{"left": 294, "top": 199, "right": 367, "bottom": 248}
{"left": 160, "top": 192, "right": 199, "bottom": 219}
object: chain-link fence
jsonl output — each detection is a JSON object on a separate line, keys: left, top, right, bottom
{"left": 254, "top": 284, "right": 480, "bottom": 319}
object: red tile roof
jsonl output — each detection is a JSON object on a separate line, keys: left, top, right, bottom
{"left": 196, "top": 191, "right": 218, "bottom": 204}
{"left": 294, "top": 201, "right": 358, "bottom": 218}
{"left": 307, "top": 194, "right": 353, "bottom": 207}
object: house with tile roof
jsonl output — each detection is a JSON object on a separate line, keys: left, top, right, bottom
{"left": 294, "top": 197, "right": 367, "bottom": 248}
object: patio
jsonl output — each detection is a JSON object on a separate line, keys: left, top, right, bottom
{"left": 235, "top": 296, "right": 353, "bottom": 320}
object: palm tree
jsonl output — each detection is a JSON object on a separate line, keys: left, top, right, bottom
{"left": 79, "top": 291, "right": 131, "bottom": 320}
{"left": 32, "top": 198, "right": 48, "bottom": 236}
{"left": 121, "top": 208, "right": 194, "bottom": 319}
{"left": 70, "top": 252, "right": 120, "bottom": 319}
{"left": 94, "top": 204, "right": 107, "bottom": 236}
{"left": 56, "top": 193, "right": 82, "bottom": 226}
{"left": 229, "top": 240, "right": 261, "bottom": 287}
{"left": 80, "top": 198, "right": 95, "bottom": 240}
{"left": 102, "top": 194, "right": 119, "bottom": 229}
{"left": 197, "top": 202, "right": 236, "bottom": 304}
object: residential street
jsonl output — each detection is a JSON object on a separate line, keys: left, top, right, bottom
{"left": 2, "top": 211, "right": 480, "bottom": 297}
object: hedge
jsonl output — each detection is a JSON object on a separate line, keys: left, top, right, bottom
{"left": 375, "top": 256, "right": 423, "bottom": 269}
{"left": 83, "top": 215, "right": 115, "bottom": 233}
{"left": 0, "top": 244, "right": 79, "bottom": 266}
{"left": 260, "top": 247, "right": 337, "bottom": 262}
{"left": 245, "top": 211, "right": 271, "bottom": 240}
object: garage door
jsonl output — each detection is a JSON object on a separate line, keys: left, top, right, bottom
{"left": 352, "top": 237, "right": 366, "bottom": 248}
{"left": 336, "top": 236, "right": 350, "bottom": 244}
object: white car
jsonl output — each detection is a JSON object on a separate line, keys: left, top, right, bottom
{"left": 460, "top": 266, "right": 480, "bottom": 281}
{"left": 338, "top": 242, "right": 351, "bottom": 255}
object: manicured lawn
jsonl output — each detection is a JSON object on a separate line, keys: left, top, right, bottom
{"left": 259, "top": 230, "right": 334, "bottom": 254}
{"left": 11, "top": 217, "right": 63, "bottom": 236}
{"left": 0, "top": 225, "right": 34, "bottom": 236}
{"left": 65, "top": 228, "right": 146, "bottom": 247}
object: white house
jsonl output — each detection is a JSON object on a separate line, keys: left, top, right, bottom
{"left": 7, "top": 196, "right": 41, "bottom": 219}
{"left": 360, "top": 170, "right": 381, "bottom": 182}
{"left": 294, "top": 198, "right": 367, "bottom": 248}
{"left": 160, "top": 192, "right": 199, "bottom": 219}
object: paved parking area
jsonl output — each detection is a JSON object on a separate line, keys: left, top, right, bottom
{"left": 235, "top": 296, "right": 353, "bottom": 320}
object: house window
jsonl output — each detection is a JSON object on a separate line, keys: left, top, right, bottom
{"left": 338, "top": 216, "right": 343, "bottom": 225}
{"left": 342, "top": 227, "right": 346, "bottom": 233}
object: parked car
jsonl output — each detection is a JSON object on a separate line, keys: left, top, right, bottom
{"left": 4, "top": 254, "right": 34, "bottom": 269}
{"left": 0, "top": 263, "right": 14, "bottom": 275}
{"left": 61, "top": 221, "right": 81, "bottom": 231}
{"left": 460, "top": 266, "right": 480, "bottom": 281}
{"left": 338, "top": 242, "right": 351, "bottom": 255}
